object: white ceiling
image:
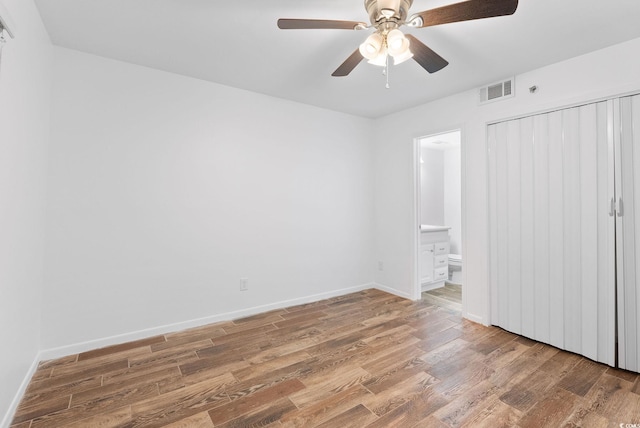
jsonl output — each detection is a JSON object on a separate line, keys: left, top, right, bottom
{"left": 34, "top": 0, "right": 640, "bottom": 118}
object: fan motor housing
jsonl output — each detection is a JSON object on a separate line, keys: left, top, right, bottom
{"left": 365, "top": 0, "right": 413, "bottom": 27}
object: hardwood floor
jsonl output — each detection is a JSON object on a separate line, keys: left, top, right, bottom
{"left": 423, "top": 283, "right": 462, "bottom": 312}
{"left": 11, "top": 289, "right": 640, "bottom": 427}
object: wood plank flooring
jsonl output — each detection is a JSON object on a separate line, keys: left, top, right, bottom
{"left": 11, "top": 288, "right": 640, "bottom": 427}
{"left": 423, "top": 283, "right": 462, "bottom": 312}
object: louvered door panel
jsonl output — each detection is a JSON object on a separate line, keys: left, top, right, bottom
{"left": 488, "top": 101, "right": 615, "bottom": 367}
{"left": 617, "top": 94, "right": 640, "bottom": 372}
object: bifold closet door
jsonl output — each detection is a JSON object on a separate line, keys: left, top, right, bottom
{"left": 617, "top": 94, "right": 640, "bottom": 372}
{"left": 488, "top": 101, "right": 616, "bottom": 366}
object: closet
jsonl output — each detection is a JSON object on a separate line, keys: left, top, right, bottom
{"left": 487, "top": 93, "right": 640, "bottom": 371}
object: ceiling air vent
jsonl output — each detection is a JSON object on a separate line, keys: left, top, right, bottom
{"left": 479, "top": 77, "right": 515, "bottom": 105}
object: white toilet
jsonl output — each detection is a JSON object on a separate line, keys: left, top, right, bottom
{"left": 448, "top": 254, "right": 463, "bottom": 285}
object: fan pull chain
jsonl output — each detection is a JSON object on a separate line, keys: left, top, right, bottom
{"left": 384, "top": 54, "right": 390, "bottom": 89}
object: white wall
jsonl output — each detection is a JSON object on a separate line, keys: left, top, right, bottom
{"left": 443, "top": 145, "right": 461, "bottom": 255}
{"left": 42, "top": 47, "right": 375, "bottom": 350}
{"left": 374, "top": 37, "right": 640, "bottom": 322}
{"left": 420, "top": 148, "right": 444, "bottom": 225}
{"left": 0, "top": 0, "right": 52, "bottom": 424}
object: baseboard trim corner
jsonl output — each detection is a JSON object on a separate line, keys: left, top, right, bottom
{"left": 463, "top": 312, "right": 486, "bottom": 325}
{"left": 1, "top": 354, "right": 40, "bottom": 428}
{"left": 372, "top": 282, "right": 413, "bottom": 300}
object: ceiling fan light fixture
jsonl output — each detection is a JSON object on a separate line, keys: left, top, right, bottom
{"left": 386, "top": 29, "right": 409, "bottom": 55}
{"left": 392, "top": 48, "right": 413, "bottom": 65}
{"left": 278, "top": 0, "right": 519, "bottom": 78}
{"left": 368, "top": 51, "right": 388, "bottom": 67}
{"left": 359, "top": 32, "right": 384, "bottom": 60}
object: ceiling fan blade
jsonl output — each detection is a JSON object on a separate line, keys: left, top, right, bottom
{"left": 410, "top": 0, "right": 518, "bottom": 28}
{"left": 277, "top": 19, "right": 367, "bottom": 30}
{"left": 332, "top": 49, "right": 364, "bottom": 77}
{"left": 406, "top": 35, "right": 449, "bottom": 73}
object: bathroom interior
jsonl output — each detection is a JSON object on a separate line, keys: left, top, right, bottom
{"left": 419, "top": 130, "right": 462, "bottom": 310}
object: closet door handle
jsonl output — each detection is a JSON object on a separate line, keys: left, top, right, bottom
{"left": 610, "top": 198, "right": 616, "bottom": 216}
{"left": 617, "top": 197, "right": 624, "bottom": 217}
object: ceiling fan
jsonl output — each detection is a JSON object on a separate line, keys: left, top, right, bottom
{"left": 277, "top": 0, "right": 518, "bottom": 77}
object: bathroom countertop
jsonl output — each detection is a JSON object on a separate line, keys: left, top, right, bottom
{"left": 420, "top": 225, "right": 451, "bottom": 233}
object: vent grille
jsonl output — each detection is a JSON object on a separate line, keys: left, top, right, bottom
{"left": 479, "top": 77, "right": 515, "bottom": 105}
{"left": 503, "top": 80, "right": 512, "bottom": 96}
{"left": 488, "top": 83, "right": 503, "bottom": 100}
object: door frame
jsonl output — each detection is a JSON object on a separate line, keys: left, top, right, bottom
{"left": 412, "top": 127, "right": 466, "bottom": 315}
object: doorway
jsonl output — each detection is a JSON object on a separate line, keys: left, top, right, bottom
{"left": 415, "top": 129, "right": 463, "bottom": 312}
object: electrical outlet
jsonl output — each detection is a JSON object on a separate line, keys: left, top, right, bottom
{"left": 240, "top": 277, "right": 249, "bottom": 291}
{"left": 378, "top": 261, "right": 384, "bottom": 271}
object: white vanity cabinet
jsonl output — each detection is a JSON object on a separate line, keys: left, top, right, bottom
{"left": 420, "top": 244, "right": 435, "bottom": 284}
{"left": 420, "top": 226, "right": 450, "bottom": 291}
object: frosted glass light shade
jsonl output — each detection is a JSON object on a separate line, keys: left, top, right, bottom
{"left": 386, "top": 29, "right": 410, "bottom": 56}
{"left": 392, "top": 49, "right": 413, "bottom": 64}
{"left": 359, "top": 32, "right": 383, "bottom": 60}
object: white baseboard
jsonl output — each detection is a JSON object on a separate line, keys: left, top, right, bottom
{"left": 372, "top": 282, "right": 414, "bottom": 300}
{"left": 375, "top": 281, "right": 486, "bottom": 327}
{"left": 463, "top": 312, "right": 486, "bottom": 325}
{"left": 2, "top": 281, "right": 463, "bottom": 426}
{"left": 1, "top": 355, "right": 40, "bottom": 428}
{"left": 39, "top": 282, "right": 375, "bottom": 362}
{"left": 4, "top": 281, "right": 411, "bottom": 426}
{"left": 3, "top": 283, "right": 375, "bottom": 425}
{"left": 421, "top": 281, "right": 445, "bottom": 292}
